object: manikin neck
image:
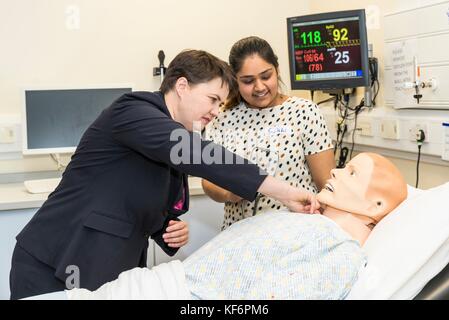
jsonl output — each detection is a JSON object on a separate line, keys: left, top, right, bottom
{"left": 321, "top": 206, "right": 373, "bottom": 246}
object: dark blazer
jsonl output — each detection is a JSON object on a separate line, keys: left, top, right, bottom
{"left": 15, "top": 91, "right": 266, "bottom": 291}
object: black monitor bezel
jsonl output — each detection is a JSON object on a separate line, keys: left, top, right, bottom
{"left": 287, "top": 9, "right": 370, "bottom": 91}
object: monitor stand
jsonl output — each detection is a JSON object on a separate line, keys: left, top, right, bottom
{"left": 24, "top": 177, "right": 62, "bottom": 194}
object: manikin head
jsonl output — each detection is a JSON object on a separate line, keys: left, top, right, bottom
{"left": 317, "top": 153, "right": 408, "bottom": 227}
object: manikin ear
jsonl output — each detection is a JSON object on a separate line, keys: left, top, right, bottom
{"left": 366, "top": 199, "right": 386, "bottom": 221}
{"left": 174, "top": 77, "right": 189, "bottom": 97}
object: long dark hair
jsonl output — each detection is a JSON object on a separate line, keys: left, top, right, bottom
{"left": 226, "top": 36, "right": 280, "bottom": 109}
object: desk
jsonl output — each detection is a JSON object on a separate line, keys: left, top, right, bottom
{"left": 0, "top": 176, "right": 224, "bottom": 299}
{"left": 0, "top": 176, "right": 206, "bottom": 211}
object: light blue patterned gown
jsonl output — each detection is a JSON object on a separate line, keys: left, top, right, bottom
{"left": 183, "top": 211, "right": 366, "bottom": 300}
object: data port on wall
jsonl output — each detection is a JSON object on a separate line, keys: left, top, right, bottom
{"left": 381, "top": 120, "right": 399, "bottom": 140}
{"left": 357, "top": 121, "right": 373, "bottom": 137}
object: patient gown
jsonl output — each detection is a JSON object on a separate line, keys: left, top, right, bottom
{"left": 65, "top": 211, "right": 366, "bottom": 300}
{"left": 183, "top": 211, "right": 367, "bottom": 300}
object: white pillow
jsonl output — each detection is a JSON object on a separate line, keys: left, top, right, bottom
{"left": 406, "top": 184, "right": 426, "bottom": 199}
{"left": 346, "top": 182, "right": 449, "bottom": 300}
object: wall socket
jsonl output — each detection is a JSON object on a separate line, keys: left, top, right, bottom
{"left": 381, "top": 120, "right": 399, "bottom": 140}
{"left": 409, "top": 123, "right": 428, "bottom": 142}
{"left": 0, "top": 126, "right": 16, "bottom": 144}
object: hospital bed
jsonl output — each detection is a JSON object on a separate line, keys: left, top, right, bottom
{"left": 345, "top": 182, "right": 449, "bottom": 300}
{"left": 23, "top": 182, "right": 449, "bottom": 300}
{"left": 415, "top": 263, "right": 449, "bottom": 299}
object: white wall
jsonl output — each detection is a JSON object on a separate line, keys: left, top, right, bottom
{"left": 1, "top": 0, "right": 448, "bottom": 188}
{"left": 0, "top": 0, "right": 311, "bottom": 115}
{"left": 0, "top": 0, "right": 310, "bottom": 173}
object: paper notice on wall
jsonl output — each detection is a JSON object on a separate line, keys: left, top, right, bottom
{"left": 387, "top": 39, "right": 419, "bottom": 106}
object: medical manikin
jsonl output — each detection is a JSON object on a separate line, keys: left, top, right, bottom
{"left": 36, "top": 153, "right": 407, "bottom": 300}
{"left": 317, "top": 152, "right": 407, "bottom": 246}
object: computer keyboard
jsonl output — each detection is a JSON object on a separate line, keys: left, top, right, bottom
{"left": 24, "top": 178, "right": 62, "bottom": 194}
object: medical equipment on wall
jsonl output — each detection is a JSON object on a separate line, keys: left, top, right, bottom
{"left": 288, "top": 10, "right": 380, "bottom": 168}
{"left": 402, "top": 56, "right": 438, "bottom": 104}
{"left": 238, "top": 146, "right": 280, "bottom": 216}
{"left": 383, "top": 2, "right": 449, "bottom": 110}
{"left": 286, "top": 10, "right": 370, "bottom": 93}
{"left": 153, "top": 50, "right": 167, "bottom": 82}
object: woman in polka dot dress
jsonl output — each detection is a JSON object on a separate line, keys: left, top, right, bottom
{"left": 202, "top": 36, "right": 335, "bottom": 230}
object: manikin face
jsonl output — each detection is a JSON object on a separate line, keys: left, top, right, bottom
{"left": 317, "top": 153, "right": 383, "bottom": 224}
{"left": 236, "top": 54, "right": 282, "bottom": 108}
{"left": 175, "top": 77, "right": 228, "bottom": 131}
{"left": 317, "top": 153, "right": 407, "bottom": 244}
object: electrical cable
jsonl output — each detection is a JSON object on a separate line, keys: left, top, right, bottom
{"left": 50, "top": 154, "right": 68, "bottom": 171}
{"left": 416, "top": 144, "right": 422, "bottom": 188}
{"left": 349, "top": 98, "right": 365, "bottom": 160}
{"left": 415, "top": 129, "right": 425, "bottom": 188}
{"left": 350, "top": 115, "right": 359, "bottom": 160}
{"left": 337, "top": 147, "right": 349, "bottom": 168}
{"left": 317, "top": 96, "right": 335, "bottom": 106}
{"left": 332, "top": 56, "right": 380, "bottom": 167}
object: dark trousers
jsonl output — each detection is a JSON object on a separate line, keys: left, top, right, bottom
{"left": 9, "top": 244, "right": 66, "bottom": 300}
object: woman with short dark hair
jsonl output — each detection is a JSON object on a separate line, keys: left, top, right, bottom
{"left": 10, "top": 49, "right": 318, "bottom": 299}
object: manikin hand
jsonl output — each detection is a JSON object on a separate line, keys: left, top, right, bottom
{"left": 163, "top": 220, "right": 189, "bottom": 248}
{"left": 281, "top": 189, "right": 321, "bottom": 214}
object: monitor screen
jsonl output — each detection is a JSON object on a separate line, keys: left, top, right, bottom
{"left": 287, "top": 9, "right": 369, "bottom": 90}
{"left": 23, "top": 87, "right": 132, "bottom": 155}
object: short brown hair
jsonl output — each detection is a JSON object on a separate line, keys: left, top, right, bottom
{"left": 160, "top": 50, "right": 237, "bottom": 98}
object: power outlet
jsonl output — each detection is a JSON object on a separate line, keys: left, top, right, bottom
{"left": 409, "top": 123, "right": 428, "bottom": 142}
{"left": 381, "top": 120, "right": 399, "bottom": 140}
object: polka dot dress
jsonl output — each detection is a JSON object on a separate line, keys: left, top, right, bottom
{"left": 204, "top": 96, "right": 333, "bottom": 230}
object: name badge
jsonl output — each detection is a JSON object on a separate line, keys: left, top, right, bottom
{"left": 266, "top": 125, "right": 293, "bottom": 136}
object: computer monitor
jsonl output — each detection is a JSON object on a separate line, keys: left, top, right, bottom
{"left": 287, "top": 9, "right": 370, "bottom": 91}
{"left": 22, "top": 86, "right": 133, "bottom": 155}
